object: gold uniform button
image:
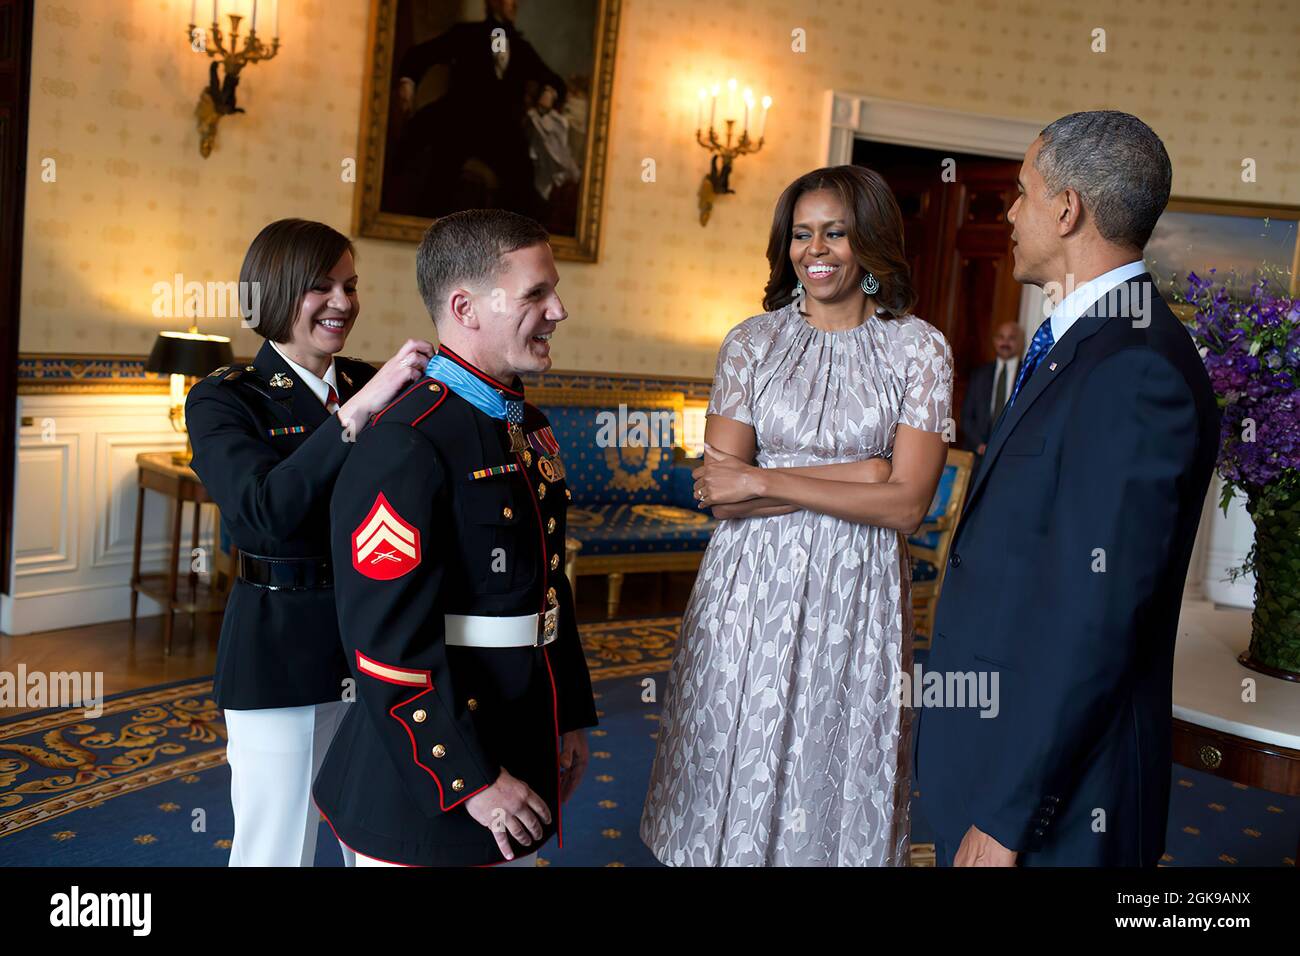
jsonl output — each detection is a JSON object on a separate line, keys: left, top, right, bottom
{"left": 431, "top": 744, "right": 446, "bottom": 758}
{"left": 245, "top": 365, "right": 256, "bottom": 371}
{"left": 550, "top": 554, "right": 560, "bottom": 570}
{"left": 547, "top": 517, "right": 556, "bottom": 533}
{"left": 502, "top": 506, "right": 513, "bottom": 520}
{"left": 538, "top": 482, "right": 547, "bottom": 499}
{"left": 412, "top": 709, "right": 427, "bottom": 723}
{"left": 565, "top": 488, "right": 572, "bottom": 501}
{"left": 467, "top": 698, "right": 478, "bottom": 711}
{"left": 452, "top": 778, "right": 465, "bottom": 792}
{"left": 523, "top": 450, "right": 533, "bottom": 466}
{"left": 547, "top": 586, "right": 558, "bottom": 607}
{"left": 428, "top": 382, "right": 441, "bottom": 392}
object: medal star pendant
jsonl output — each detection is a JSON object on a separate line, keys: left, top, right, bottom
{"left": 508, "top": 423, "right": 527, "bottom": 453}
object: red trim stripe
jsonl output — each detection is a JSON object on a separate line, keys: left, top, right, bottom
{"left": 371, "top": 379, "right": 430, "bottom": 425}
{"left": 438, "top": 345, "right": 524, "bottom": 397}
{"left": 411, "top": 388, "right": 448, "bottom": 426}
{"left": 388, "top": 686, "right": 489, "bottom": 812}
{"left": 517, "top": 448, "right": 563, "bottom": 847}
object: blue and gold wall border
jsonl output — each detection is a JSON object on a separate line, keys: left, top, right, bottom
{"left": 19, "top": 354, "right": 715, "bottom": 401}
{"left": 18, "top": 353, "right": 171, "bottom": 395}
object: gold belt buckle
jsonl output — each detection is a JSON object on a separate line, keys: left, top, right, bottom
{"left": 539, "top": 606, "right": 559, "bottom": 646}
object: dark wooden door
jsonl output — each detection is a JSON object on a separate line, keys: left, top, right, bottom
{"left": 0, "top": 0, "right": 32, "bottom": 595}
{"left": 852, "top": 140, "right": 1022, "bottom": 443}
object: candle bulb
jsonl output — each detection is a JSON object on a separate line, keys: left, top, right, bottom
{"left": 191, "top": 0, "right": 197, "bottom": 24}
{"left": 758, "top": 95, "right": 771, "bottom": 141}
{"left": 743, "top": 88, "right": 753, "bottom": 139}
{"left": 212, "top": 1, "right": 217, "bottom": 24}
{"left": 273, "top": 0, "right": 279, "bottom": 38}
{"left": 709, "top": 83, "right": 719, "bottom": 132}
{"left": 251, "top": 0, "right": 258, "bottom": 32}
{"left": 696, "top": 88, "right": 706, "bottom": 131}
{"left": 726, "top": 77, "right": 736, "bottom": 122}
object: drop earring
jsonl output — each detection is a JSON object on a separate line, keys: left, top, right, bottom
{"left": 793, "top": 280, "right": 804, "bottom": 297}
{"left": 861, "top": 272, "right": 880, "bottom": 296}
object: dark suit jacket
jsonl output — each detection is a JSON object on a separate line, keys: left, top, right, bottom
{"left": 313, "top": 355, "right": 597, "bottom": 866}
{"left": 185, "top": 341, "right": 376, "bottom": 710}
{"left": 915, "top": 275, "right": 1219, "bottom": 866}
{"left": 960, "top": 359, "right": 998, "bottom": 452}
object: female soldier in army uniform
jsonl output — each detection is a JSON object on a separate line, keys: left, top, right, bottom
{"left": 185, "top": 219, "right": 433, "bottom": 866}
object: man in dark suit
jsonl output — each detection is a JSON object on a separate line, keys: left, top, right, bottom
{"left": 389, "top": 0, "right": 565, "bottom": 219}
{"left": 960, "top": 320, "right": 1024, "bottom": 457}
{"left": 915, "top": 111, "right": 1220, "bottom": 866}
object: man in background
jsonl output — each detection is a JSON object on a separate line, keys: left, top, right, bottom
{"left": 960, "top": 320, "right": 1024, "bottom": 457}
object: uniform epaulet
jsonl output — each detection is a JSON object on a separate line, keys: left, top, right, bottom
{"left": 371, "top": 378, "right": 450, "bottom": 427}
{"left": 209, "top": 363, "right": 275, "bottom": 399}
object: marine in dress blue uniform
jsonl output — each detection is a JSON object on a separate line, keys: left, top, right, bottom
{"left": 313, "top": 345, "right": 598, "bottom": 866}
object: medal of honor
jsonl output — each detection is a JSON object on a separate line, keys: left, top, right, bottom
{"left": 508, "top": 422, "right": 527, "bottom": 453}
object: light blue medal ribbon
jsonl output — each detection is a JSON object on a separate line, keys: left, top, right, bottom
{"left": 425, "top": 354, "right": 527, "bottom": 451}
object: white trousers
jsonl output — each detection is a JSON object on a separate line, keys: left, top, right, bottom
{"left": 355, "top": 851, "right": 538, "bottom": 868}
{"left": 224, "top": 701, "right": 356, "bottom": 867}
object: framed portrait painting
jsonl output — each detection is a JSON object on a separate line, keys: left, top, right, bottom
{"left": 354, "top": 0, "right": 621, "bottom": 261}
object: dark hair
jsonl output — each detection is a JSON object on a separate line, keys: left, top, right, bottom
{"left": 1036, "top": 110, "right": 1172, "bottom": 250}
{"left": 416, "top": 209, "right": 550, "bottom": 321}
{"left": 239, "top": 219, "right": 354, "bottom": 342}
{"left": 762, "top": 165, "right": 916, "bottom": 317}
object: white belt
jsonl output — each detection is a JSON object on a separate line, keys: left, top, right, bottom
{"left": 444, "top": 607, "right": 559, "bottom": 649}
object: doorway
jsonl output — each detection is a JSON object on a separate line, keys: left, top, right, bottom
{"left": 852, "top": 139, "right": 1022, "bottom": 445}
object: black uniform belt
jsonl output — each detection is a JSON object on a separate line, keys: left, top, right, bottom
{"left": 238, "top": 553, "right": 333, "bottom": 590}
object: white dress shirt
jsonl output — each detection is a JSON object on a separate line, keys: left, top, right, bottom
{"left": 1047, "top": 259, "right": 1148, "bottom": 347}
{"left": 270, "top": 340, "right": 340, "bottom": 412}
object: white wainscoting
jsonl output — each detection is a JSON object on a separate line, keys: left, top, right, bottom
{"left": 1, "top": 393, "right": 216, "bottom": 635}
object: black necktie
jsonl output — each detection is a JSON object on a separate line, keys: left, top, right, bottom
{"left": 992, "top": 361, "right": 1008, "bottom": 420}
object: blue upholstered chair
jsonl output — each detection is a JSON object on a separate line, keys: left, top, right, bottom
{"left": 533, "top": 386, "right": 718, "bottom": 617}
{"left": 907, "top": 447, "right": 975, "bottom": 650}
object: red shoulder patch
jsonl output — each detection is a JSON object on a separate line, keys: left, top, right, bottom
{"left": 352, "top": 492, "right": 421, "bottom": 580}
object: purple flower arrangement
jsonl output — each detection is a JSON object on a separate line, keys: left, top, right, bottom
{"left": 1185, "top": 270, "right": 1300, "bottom": 516}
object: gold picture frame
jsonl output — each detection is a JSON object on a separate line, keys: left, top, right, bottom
{"left": 353, "top": 0, "right": 621, "bottom": 262}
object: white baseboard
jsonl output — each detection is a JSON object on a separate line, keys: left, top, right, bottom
{"left": 2, "top": 582, "right": 170, "bottom": 635}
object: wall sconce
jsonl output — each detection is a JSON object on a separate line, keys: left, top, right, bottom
{"left": 695, "top": 78, "right": 771, "bottom": 225}
{"left": 186, "top": 1, "right": 281, "bottom": 157}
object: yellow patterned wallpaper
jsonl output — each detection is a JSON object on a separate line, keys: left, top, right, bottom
{"left": 20, "top": 0, "right": 1300, "bottom": 376}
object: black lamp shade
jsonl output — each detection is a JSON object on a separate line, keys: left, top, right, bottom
{"left": 145, "top": 330, "right": 235, "bottom": 378}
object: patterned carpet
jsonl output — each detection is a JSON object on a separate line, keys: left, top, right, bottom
{"left": 1, "top": 617, "right": 1294, "bottom": 867}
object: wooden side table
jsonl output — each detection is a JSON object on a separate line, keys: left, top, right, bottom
{"left": 1171, "top": 600, "right": 1300, "bottom": 859}
{"left": 129, "top": 451, "right": 227, "bottom": 655}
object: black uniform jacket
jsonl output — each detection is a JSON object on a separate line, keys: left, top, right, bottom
{"left": 185, "top": 340, "right": 376, "bottom": 710}
{"left": 916, "top": 276, "right": 1220, "bottom": 866}
{"left": 312, "top": 355, "right": 599, "bottom": 866}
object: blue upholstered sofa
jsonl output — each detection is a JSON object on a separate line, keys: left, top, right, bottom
{"left": 531, "top": 383, "right": 718, "bottom": 617}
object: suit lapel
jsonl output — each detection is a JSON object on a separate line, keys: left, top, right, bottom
{"left": 959, "top": 275, "right": 1153, "bottom": 527}
{"left": 253, "top": 341, "right": 330, "bottom": 431}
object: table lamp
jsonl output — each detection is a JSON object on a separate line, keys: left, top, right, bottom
{"left": 145, "top": 329, "right": 234, "bottom": 464}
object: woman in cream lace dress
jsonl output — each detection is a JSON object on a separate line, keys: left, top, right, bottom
{"left": 641, "top": 166, "right": 953, "bottom": 866}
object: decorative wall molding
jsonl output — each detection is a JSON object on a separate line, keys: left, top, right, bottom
{"left": 822, "top": 90, "right": 1044, "bottom": 166}
{"left": 3, "top": 393, "right": 212, "bottom": 634}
